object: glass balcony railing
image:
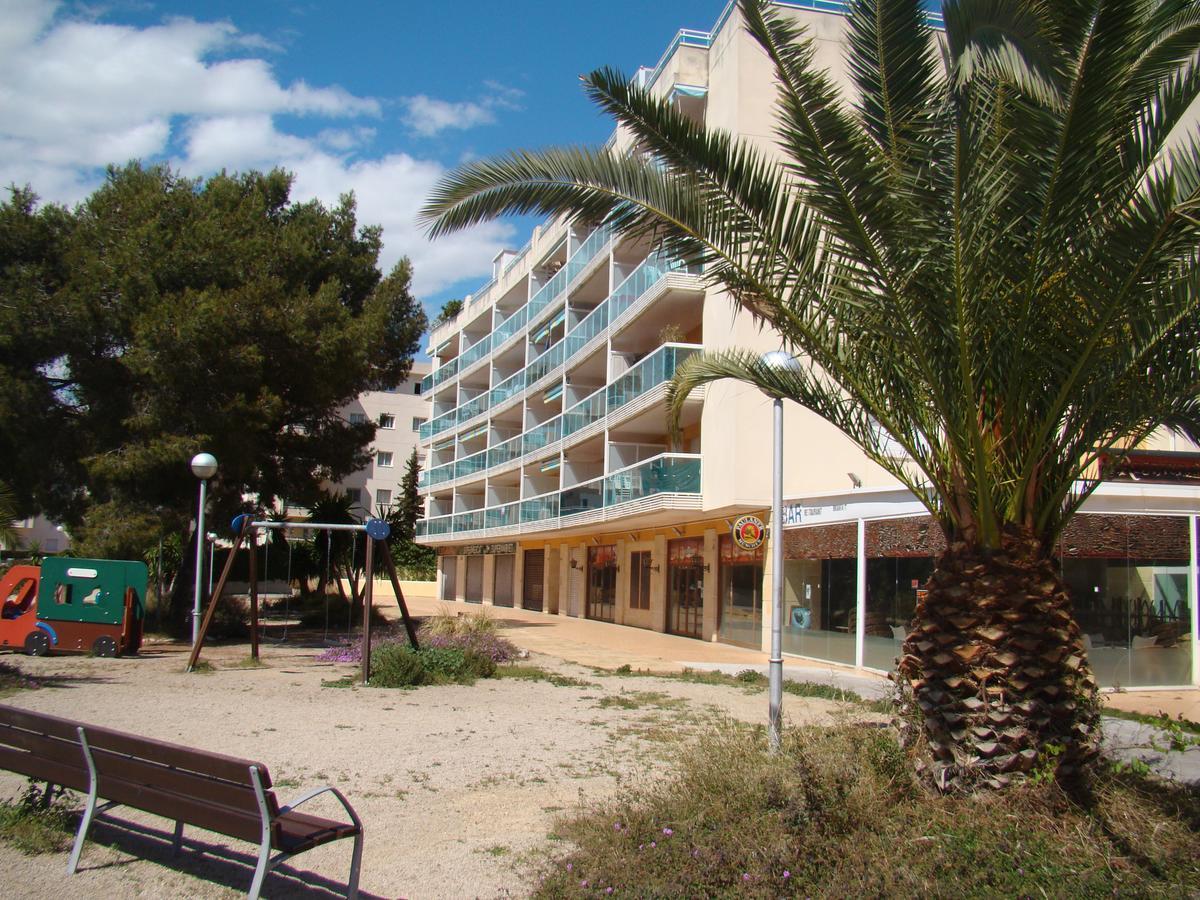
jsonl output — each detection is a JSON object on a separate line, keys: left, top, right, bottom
{"left": 420, "top": 343, "right": 701, "bottom": 492}
{"left": 527, "top": 224, "right": 613, "bottom": 327}
{"left": 560, "top": 478, "right": 604, "bottom": 517}
{"left": 419, "top": 247, "right": 699, "bottom": 447}
{"left": 486, "top": 501, "right": 520, "bottom": 529}
{"left": 492, "top": 304, "right": 528, "bottom": 348}
{"left": 454, "top": 448, "right": 488, "bottom": 481}
{"left": 416, "top": 454, "right": 701, "bottom": 538}
{"left": 524, "top": 415, "right": 562, "bottom": 454}
{"left": 604, "top": 454, "right": 701, "bottom": 506}
{"left": 487, "top": 433, "right": 523, "bottom": 470}
{"left": 608, "top": 344, "right": 699, "bottom": 409}
{"left": 562, "top": 385, "right": 607, "bottom": 439}
{"left": 457, "top": 334, "right": 492, "bottom": 373}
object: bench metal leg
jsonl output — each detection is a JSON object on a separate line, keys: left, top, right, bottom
{"left": 67, "top": 728, "right": 98, "bottom": 875}
{"left": 248, "top": 836, "right": 272, "bottom": 900}
{"left": 172, "top": 821, "right": 184, "bottom": 855}
{"left": 346, "top": 829, "right": 363, "bottom": 900}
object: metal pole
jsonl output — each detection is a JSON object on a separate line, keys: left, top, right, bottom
{"left": 192, "top": 479, "right": 208, "bottom": 647}
{"left": 361, "top": 537, "right": 375, "bottom": 685}
{"left": 208, "top": 537, "right": 215, "bottom": 597}
{"left": 768, "top": 396, "right": 784, "bottom": 753}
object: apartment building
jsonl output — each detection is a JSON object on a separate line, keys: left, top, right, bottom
{"left": 416, "top": 0, "right": 1198, "bottom": 688}
{"left": 334, "top": 361, "right": 430, "bottom": 517}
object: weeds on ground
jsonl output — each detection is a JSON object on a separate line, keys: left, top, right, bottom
{"left": 185, "top": 660, "right": 216, "bottom": 675}
{"left": 317, "top": 609, "right": 519, "bottom": 665}
{"left": 0, "top": 661, "right": 40, "bottom": 697}
{"left": 368, "top": 644, "right": 497, "bottom": 688}
{"left": 597, "top": 692, "right": 686, "bottom": 711}
{"left": 530, "top": 722, "right": 1200, "bottom": 897}
{"left": 495, "top": 666, "right": 596, "bottom": 688}
{"left": 0, "top": 783, "right": 76, "bottom": 855}
{"left": 1104, "top": 707, "right": 1200, "bottom": 735}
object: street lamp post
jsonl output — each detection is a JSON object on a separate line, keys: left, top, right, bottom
{"left": 761, "top": 351, "right": 799, "bottom": 753}
{"left": 190, "top": 453, "right": 218, "bottom": 648}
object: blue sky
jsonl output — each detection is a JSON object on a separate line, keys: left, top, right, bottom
{"left": 0, "top": 1, "right": 941, "bottom": 326}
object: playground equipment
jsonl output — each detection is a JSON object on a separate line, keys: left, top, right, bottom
{"left": 186, "top": 515, "right": 419, "bottom": 683}
{"left": 0, "top": 558, "right": 147, "bottom": 657}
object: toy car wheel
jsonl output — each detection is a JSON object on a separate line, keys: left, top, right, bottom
{"left": 91, "top": 636, "right": 117, "bottom": 658}
{"left": 24, "top": 630, "right": 50, "bottom": 657}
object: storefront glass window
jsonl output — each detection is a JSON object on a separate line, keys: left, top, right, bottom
{"left": 718, "top": 535, "right": 763, "bottom": 648}
{"left": 862, "top": 556, "right": 934, "bottom": 671}
{"left": 782, "top": 555, "right": 857, "bottom": 666}
{"left": 1059, "top": 515, "right": 1192, "bottom": 688}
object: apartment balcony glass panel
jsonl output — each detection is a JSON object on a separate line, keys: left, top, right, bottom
{"left": 564, "top": 298, "right": 611, "bottom": 359}
{"left": 458, "top": 393, "right": 491, "bottom": 425}
{"left": 454, "top": 449, "right": 488, "bottom": 480}
{"left": 486, "top": 501, "right": 520, "bottom": 529}
{"left": 524, "top": 415, "right": 562, "bottom": 454}
{"left": 487, "top": 433, "right": 523, "bottom": 469}
{"left": 526, "top": 340, "right": 565, "bottom": 386}
{"left": 454, "top": 510, "right": 486, "bottom": 532}
{"left": 562, "top": 387, "right": 607, "bottom": 439}
{"left": 560, "top": 478, "right": 604, "bottom": 517}
{"left": 417, "top": 514, "right": 454, "bottom": 537}
{"left": 427, "top": 460, "right": 455, "bottom": 487}
{"left": 457, "top": 334, "right": 492, "bottom": 372}
{"left": 609, "top": 251, "right": 690, "bottom": 321}
{"left": 490, "top": 368, "right": 527, "bottom": 408}
{"left": 420, "top": 372, "right": 433, "bottom": 394}
{"left": 521, "top": 493, "right": 559, "bottom": 523}
{"left": 604, "top": 454, "right": 702, "bottom": 506}
{"left": 431, "top": 357, "right": 460, "bottom": 388}
{"left": 607, "top": 344, "right": 700, "bottom": 412}
{"left": 493, "top": 305, "right": 528, "bottom": 348}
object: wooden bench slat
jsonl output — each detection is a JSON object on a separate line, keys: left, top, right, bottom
{"left": 89, "top": 749, "right": 264, "bottom": 815}
{"left": 0, "top": 746, "right": 90, "bottom": 792}
{"left": 0, "top": 706, "right": 82, "bottom": 742}
{"left": 274, "top": 809, "right": 360, "bottom": 854}
{"left": 0, "top": 722, "right": 90, "bottom": 770}
{"left": 94, "top": 774, "right": 265, "bottom": 844}
{"left": 82, "top": 726, "right": 269, "bottom": 787}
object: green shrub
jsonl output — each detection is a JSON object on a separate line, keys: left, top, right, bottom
{"left": 464, "top": 650, "right": 496, "bottom": 679}
{"left": 370, "top": 644, "right": 428, "bottom": 688}
{"left": 418, "top": 647, "right": 472, "bottom": 681}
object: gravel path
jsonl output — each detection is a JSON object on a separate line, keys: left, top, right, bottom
{"left": 0, "top": 636, "right": 861, "bottom": 899}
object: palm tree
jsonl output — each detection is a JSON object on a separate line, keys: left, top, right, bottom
{"left": 421, "top": 0, "right": 1200, "bottom": 790}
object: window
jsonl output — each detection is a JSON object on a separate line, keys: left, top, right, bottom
{"left": 376, "top": 451, "right": 393, "bottom": 468}
{"left": 344, "top": 488, "right": 362, "bottom": 506}
{"left": 414, "top": 382, "right": 422, "bottom": 394}
{"left": 348, "top": 412, "right": 366, "bottom": 425}
{"left": 375, "top": 489, "right": 392, "bottom": 508}
{"left": 412, "top": 416, "right": 426, "bottom": 431}
{"left": 378, "top": 413, "right": 395, "bottom": 429}
{"left": 629, "top": 551, "right": 652, "bottom": 610}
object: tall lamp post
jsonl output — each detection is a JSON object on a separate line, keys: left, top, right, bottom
{"left": 207, "top": 532, "right": 218, "bottom": 597}
{"left": 761, "top": 350, "right": 800, "bottom": 753}
{"left": 190, "top": 453, "right": 218, "bottom": 648}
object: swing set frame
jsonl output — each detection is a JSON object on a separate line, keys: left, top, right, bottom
{"left": 186, "top": 515, "right": 419, "bottom": 683}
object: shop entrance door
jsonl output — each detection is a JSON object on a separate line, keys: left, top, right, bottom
{"left": 667, "top": 538, "right": 704, "bottom": 638}
{"left": 522, "top": 549, "right": 544, "bottom": 611}
{"left": 586, "top": 545, "right": 617, "bottom": 622}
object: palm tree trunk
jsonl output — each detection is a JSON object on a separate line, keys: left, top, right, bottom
{"left": 895, "top": 526, "right": 1101, "bottom": 791}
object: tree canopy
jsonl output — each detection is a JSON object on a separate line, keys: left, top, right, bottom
{"left": 0, "top": 163, "right": 426, "bottom": 558}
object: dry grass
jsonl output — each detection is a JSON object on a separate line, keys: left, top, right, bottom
{"left": 530, "top": 722, "right": 1200, "bottom": 897}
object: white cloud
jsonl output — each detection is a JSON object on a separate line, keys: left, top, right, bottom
{"left": 0, "top": 0, "right": 511, "bottom": 301}
{"left": 401, "top": 82, "right": 525, "bottom": 138}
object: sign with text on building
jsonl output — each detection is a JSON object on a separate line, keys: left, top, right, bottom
{"left": 440, "top": 542, "right": 517, "bottom": 557}
{"left": 731, "top": 515, "right": 766, "bottom": 551}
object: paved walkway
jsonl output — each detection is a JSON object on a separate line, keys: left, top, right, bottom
{"left": 382, "top": 586, "right": 1197, "bottom": 716}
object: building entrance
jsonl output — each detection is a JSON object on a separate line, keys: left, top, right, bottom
{"left": 717, "top": 534, "right": 764, "bottom": 647}
{"left": 586, "top": 545, "right": 617, "bottom": 622}
{"left": 667, "top": 538, "right": 704, "bottom": 638}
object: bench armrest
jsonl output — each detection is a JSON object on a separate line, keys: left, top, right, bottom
{"left": 278, "top": 785, "right": 362, "bottom": 831}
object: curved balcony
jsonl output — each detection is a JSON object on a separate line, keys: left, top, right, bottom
{"left": 416, "top": 453, "right": 702, "bottom": 540}
{"left": 419, "top": 250, "right": 698, "bottom": 445}
{"left": 419, "top": 224, "right": 615, "bottom": 400}
{"left": 417, "top": 343, "right": 701, "bottom": 493}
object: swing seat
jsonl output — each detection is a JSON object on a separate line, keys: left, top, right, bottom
{"left": 225, "top": 581, "right": 295, "bottom": 599}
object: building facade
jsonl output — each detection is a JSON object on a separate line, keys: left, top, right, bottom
{"left": 334, "top": 361, "right": 430, "bottom": 517}
{"left": 416, "top": 0, "right": 1198, "bottom": 689}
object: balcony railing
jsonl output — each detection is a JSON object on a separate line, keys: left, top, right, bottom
{"left": 416, "top": 453, "right": 701, "bottom": 537}
{"left": 419, "top": 343, "right": 701, "bottom": 493}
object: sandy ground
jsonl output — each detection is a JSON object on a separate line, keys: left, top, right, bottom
{"left": 0, "top": 632, "right": 861, "bottom": 899}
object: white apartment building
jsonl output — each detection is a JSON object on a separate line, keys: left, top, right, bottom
{"left": 335, "top": 361, "right": 430, "bottom": 517}
{"left": 416, "top": 0, "right": 1198, "bottom": 689}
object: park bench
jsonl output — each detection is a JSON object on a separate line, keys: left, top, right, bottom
{"left": 0, "top": 705, "right": 362, "bottom": 899}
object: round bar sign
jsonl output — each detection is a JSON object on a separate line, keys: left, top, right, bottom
{"left": 732, "top": 514, "right": 766, "bottom": 550}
